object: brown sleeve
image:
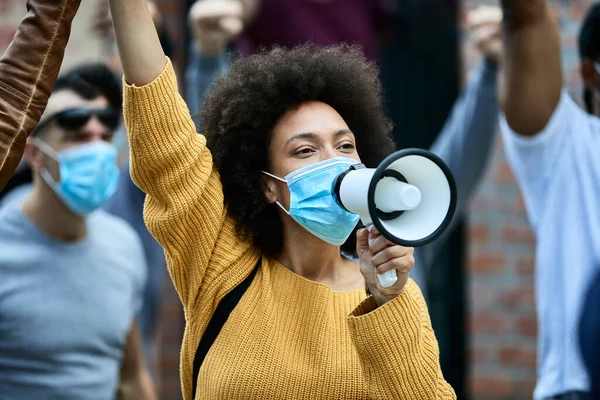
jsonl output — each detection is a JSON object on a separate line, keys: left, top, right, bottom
{"left": 0, "top": 0, "right": 81, "bottom": 190}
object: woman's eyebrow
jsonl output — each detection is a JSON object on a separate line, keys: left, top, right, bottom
{"left": 285, "top": 132, "right": 319, "bottom": 146}
{"left": 285, "top": 129, "right": 353, "bottom": 147}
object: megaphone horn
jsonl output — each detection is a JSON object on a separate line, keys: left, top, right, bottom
{"left": 333, "top": 148, "right": 457, "bottom": 288}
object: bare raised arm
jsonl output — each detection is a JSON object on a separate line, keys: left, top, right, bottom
{"left": 500, "top": 0, "right": 563, "bottom": 136}
{"left": 109, "top": 0, "right": 167, "bottom": 86}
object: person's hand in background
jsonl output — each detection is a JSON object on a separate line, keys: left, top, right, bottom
{"left": 188, "top": 0, "right": 245, "bottom": 55}
{"left": 467, "top": 5, "right": 503, "bottom": 63}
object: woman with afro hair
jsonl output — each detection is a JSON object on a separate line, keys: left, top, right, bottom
{"left": 109, "top": 0, "right": 455, "bottom": 398}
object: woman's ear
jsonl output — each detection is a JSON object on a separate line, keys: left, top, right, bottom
{"left": 261, "top": 175, "right": 278, "bottom": 204}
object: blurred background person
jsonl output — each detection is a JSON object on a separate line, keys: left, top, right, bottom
{"left": 498, "top": 1, "right": 600, "bottom": 399}
{"left": 0, "top": 62, "right": 154, "bottom": 399}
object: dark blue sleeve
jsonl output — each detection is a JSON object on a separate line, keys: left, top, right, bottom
{"left": 185, "top": 46, "right": 229, "bottom": 117}
{"left": 417, "top": 59, "right": 499, "bottom": 273}
{"left": 411, "top": 59, "right": 499, "bottom": 294}
{"left": 580, "top": 271, "right": 600, "bottom": 399}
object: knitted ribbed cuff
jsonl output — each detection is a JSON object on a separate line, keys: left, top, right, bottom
{"left": 347, "top": 281, "right": 437, "bottom": 364}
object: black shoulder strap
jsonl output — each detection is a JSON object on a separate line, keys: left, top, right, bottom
{"left": 191, "top": 258, "right": 261, "bottom": 399}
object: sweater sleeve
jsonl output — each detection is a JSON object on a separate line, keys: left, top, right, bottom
{"left": 347, "top": 280, "right": 456, "bottom": 399}
{"left": 123, "top": 58, "right": 253, "bottom": 310}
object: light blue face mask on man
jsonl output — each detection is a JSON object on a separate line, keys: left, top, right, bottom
{"left": 35, "top": 140, "right": 120, "bottom": 216}
{"left": 262, "top": 157, "right": 361, "bottom": 245}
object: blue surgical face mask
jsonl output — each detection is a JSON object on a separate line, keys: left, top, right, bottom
{"left": 262, "top": 157, "right": 361, "bottom": 245}
{"left": 35, "top": 140, "right": 120, "bottom": 216}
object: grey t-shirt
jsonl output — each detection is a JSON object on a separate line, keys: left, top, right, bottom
{"left": 0, "top": 201, "right": 147, "bottom": 400}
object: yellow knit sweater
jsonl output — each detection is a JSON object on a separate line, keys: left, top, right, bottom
{"left": 124, "top": 59, "right": 456, "bottom": 400}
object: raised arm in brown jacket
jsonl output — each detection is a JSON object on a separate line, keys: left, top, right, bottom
{"left": 0, "top": 0, "right": 81, "bottom": 190}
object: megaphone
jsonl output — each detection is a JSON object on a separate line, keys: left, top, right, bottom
{"left": 333, "top": 148, "right": 457, "bottom": 288}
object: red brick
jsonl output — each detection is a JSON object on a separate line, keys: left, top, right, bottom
{"left": 470, "top": 345, "right": 494, "bottom": 364}
{"left": 501, "top": 225, "right": 536, "bottom": 245}
{"left": 499, "top": 287, "right": 535, "bottom": 309}
{"left": 470, "top": 312, "right": 511, "bottom": 334}
{"left": 468, "top": 223, "right": 489, "bottom": 244}
{"left": 468, "top": 254, "right": 506, "bottom": 275}
{"left": 498, "top": 346, "right": 537, "bottom": 367}
{"left": 160, "top": 380, "right": 182, "bottom": 400}
{"left": 469, "top": 195, "right": 518, "bottom": 214}
{"left": 160, "top": 305, "right": 184, "bottom": 320}
{"left": 470, "top": 375, "right": 512, "bottom": 397}
{"left": 517, "top": 257, "right": 536, "bottom": 275}
{"left": 159, "top": 360, "right": 180, "bottom": 375}
{"left": 514, "top": 379, "right": 537, "bottom": 397}
{"left": 568, "top": 2, "right": 588, "bottom": 20}
{"left": 159, "top": 327, "right": 184, "bottom": 342}
{"left": 517, "top": 315, "right": 538, "bottom": 338}
{"left": 515, "top": 194, "right": 527, "bottom": 213}
{"left": 495, "top": 161, "right": 515, "bottom": 185}
{"left": 470, "top": 288, "right": 492, "bottom": 307}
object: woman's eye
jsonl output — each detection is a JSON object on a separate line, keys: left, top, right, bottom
{"left": 295, "top": 148, "right": 314, "bottom": 155}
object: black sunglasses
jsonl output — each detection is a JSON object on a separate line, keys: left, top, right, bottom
{"left": 32, "top": 107, "right": 120, "bottom": 136}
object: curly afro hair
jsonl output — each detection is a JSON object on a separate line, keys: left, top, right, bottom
{"left": 199, "top": 44, "right": 396, "bottom": 257}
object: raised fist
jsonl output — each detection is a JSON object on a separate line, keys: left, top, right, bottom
{"left": 467, "top": 5, "right": 503, "bottom": 63}
{"left": 188, "top": 0, "right": 244, "bottom": 55}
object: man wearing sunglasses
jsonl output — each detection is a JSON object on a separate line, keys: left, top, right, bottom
{"left": 498, "top": 2, "right": 600, "bottom": 399}
{"left": 0, "top": 63, "right": 155, "bottom": 400}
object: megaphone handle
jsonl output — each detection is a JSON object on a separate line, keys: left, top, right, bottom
{"left": 365, "top": 223, "right": 398, "bottom": 288}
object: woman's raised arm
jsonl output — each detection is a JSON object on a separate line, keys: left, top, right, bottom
{"left": 109, "top": 0, "right": 167, "bottom": 86}
{"left": 107, "top": 0, "right": 253, "bottom": 310}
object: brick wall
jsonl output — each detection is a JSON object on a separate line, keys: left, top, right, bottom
{"left": 464, "top": 1, "right": 594, "bottom": 398}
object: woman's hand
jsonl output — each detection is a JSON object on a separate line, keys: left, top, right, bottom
{"left": 357, "top": 227, "right": 415, "bottom": 307}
